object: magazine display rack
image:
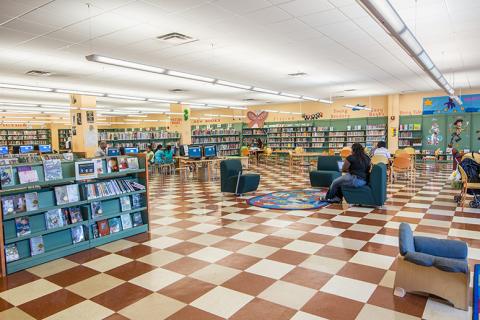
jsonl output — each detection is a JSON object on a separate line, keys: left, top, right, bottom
{"left": 0, "top": 154, "right": 149, "bottom": 275}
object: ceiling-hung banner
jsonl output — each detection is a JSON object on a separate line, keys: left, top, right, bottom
{"left": 423, "top": 94, "right": 480, "bottom": 114}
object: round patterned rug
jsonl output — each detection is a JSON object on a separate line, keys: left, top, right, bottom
{"left": 247, "top": 189, "right": 328, "bottom": 210}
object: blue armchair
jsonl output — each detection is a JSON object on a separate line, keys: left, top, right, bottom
{"left": 309, "top": 156, "right": 342, "bottom": 188}
{"left": 220, "top": 159, "right": 260, "bottom": 195}
{"left": 395, "top": 223, "right": 469, "bottom": 310}
{"left": 342, "top": 163, "right": 387, "bottom": 207}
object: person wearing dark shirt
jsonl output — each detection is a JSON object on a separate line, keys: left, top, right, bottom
{"left": 324, "top": 143, "right": 371, "bottom": 203}
{"left": 256, "top": 138, "right": 263, "bottom": 150}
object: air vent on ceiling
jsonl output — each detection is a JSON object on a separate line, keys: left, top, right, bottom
{"left": 288, "top": 72, "right": 307, "bottom": 77}
{"left": 157, "top": 33, "right": 197, "bottom": 45}
{"left": 26, "top": 70, "right": 52, "bottom": 77}
{"left": 344, "top": 89, "right": 356, "bottom": 92}
{"left": 242, "top": 98, "right": 258, "bottom": 102}
{"left": 169, "top": 89, "right": 187, "bottom": 93}
{"left": 332, "top": 95, "right": 345, "bottom": 99}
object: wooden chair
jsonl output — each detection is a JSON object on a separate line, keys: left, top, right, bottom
{"left": 457, "top": 165, "right": 480, "bottom": 211}
{"left": 391, "top": 156, "right": 412, "bottom": 182}
{"left": 259, "top": 147, "right": 273, "bottom": 166}
{"left": 404, "top": 147, "right": 416, "bottom": 170}
{"left": 372, "top": 155, "right": 390, "bottom": 181}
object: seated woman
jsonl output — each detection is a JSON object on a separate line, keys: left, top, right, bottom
{"left": 324, "top": 143, "right": 371, "bottom": 203}
{"left": 154, "top": 144, "right": 164, "bottom": 164}
{"left": 163, "top": 145, "right": 174, "bottom": 164}
{"left": 145, "top": 145, "right": 155, "bottom": 164}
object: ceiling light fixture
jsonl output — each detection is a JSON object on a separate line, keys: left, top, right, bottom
{"left": 0, "top": 83, "right": 53, "bottom": 92}
{"left": 252, "top": 87, "right": 279, "bottom": 95}
{"left": 319, "top": 99, "right": 334, "bottom": 104}
{"left": 280, "top": 93, "right": 301, "bottom": 99}
{"left": 55, "top": 88, "right": 105, "bottom": 97}
{"left": 302, "top": 96, "right": 319, "bottom": 101}
{"left": 264, "top": 109, "right": 279, "bottom": 113}
{"left": 86, "top": 54, "right": 166, "bottom": 74}
{"left": 357, "top": 0, "right": 461, "bottom": 103}
{"left": 106, "top": 94, "right": 146, "bottom": 101}
{"left": 127, "top": 114, "right": 148, "bottom": 118}
{"left": 229, "top": 106, "right": 247, "bottom": 110}
{"left": 147, "top": 98, "right": 178, "bottom": 104}
{"left": 215, "top": 80, "right": 252, "bottom": 90}
{"left": 167, "top": 70, "right": 215, "bottom": 83}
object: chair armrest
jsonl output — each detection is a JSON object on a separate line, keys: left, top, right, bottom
{"left": 414, "top": 236, "right": 468, "bottom": 259}
{"left": 405, "top": 251, "right": 435, "bottom": 267}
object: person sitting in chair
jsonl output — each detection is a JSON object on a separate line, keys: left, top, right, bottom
{"left": 324, "top": 143, "right": 371, "bottom": 203}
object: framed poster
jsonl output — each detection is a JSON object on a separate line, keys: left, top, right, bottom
{"left": 76, "top": 113, "right": 82, "bottom": 125}
{"left": 86, "top": 111, "right": 94, "bottom": 123}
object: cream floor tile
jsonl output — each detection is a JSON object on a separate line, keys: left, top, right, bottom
{"left": 0, "top": 307, "right": 35, "bottom": 320}
{"left": 272, "top": 228, "right": 306, "bottom": 239}
{"left": 379, "top": 270, "right": 396, "bottom": 288}
{"left": 119, "top": 293, "right": 185, "bottom": 320}
{"left": 299, "top": 255, "right": 346, "bottom": 275}
{"left": 318, "top": 208, "right": 343, "bottom": 215}
{"left": 291, "top": 311, "right": 328, "bottom": 320}
{"left": 258, "top": 280, "right": 316, "bottom": 309}
{"left": 186, "top": 215, "right": 218, "bottom": 223}
{"left": 331, "top": 215, "right": 361, "bottom": 224}
{"left": 149, "top": 226, "right": 182, "bottom": 236}
{"left": 298, "top": 217, "right": 328, "bottom": 225}
{"left": 356, "top": 304, "right": 419, "bottom": 320}
{"left": 232, "top": 231, "right": 267, "bottom": 242}
{"left": 419, "top": 219, "right": 451, "bottom": 228}
{"left": 237, "top": 243, "right": 279, "bottom": 258}
{"left": 369, "top": 234, "right": 398, "bottom": 247}
{"left": 129, "top": 268, "right": 184, "bottom": 291}
{"left": 44, "top": 300, "right": 114, "bottom": 320}
{"left": 348, "top": 224, "right": 382, "bottom": 234}
{"left": 404, "top": 203, "right": 430, "bottom": 209}
{"left": 284, "top": 240, "right": 323, "bottom": 254}
{"left": 453, "top": 216, "right": 480, "bottom": 225}
{"left": 396, "top": 211, "right": 424, "bottom": 219}
{"left": 97, "top": 239, "right": 137, "bottom": 252}
{"left": 83, "top": 254, "right": 132, "bottom": 272}
{"left": 187, "top": 208, "right": 212, "bottom": 215}
{"left": 66, "top": 273, "right": 124, "bottom": 299}
{"left": 349, "top": 251, "right": 395, "bottom": 270}
{"left": 253, "top": 212, "right": 282, "bottom": 219}
{"left": 320, "top": 276, "right": 376, "bottom": 303}
{"left": 246, "top": 259, "right": 295, "bottom": 279}
{"left": 347, "top": 207, "right": 373, "bottom": 213}
{"left": 27, "top": 258, "right": 78, "bottom": 277}
{"left": 221, "top": 213, "right": 250, "bottom": 221}
{"left": 191, "top": 286, "right": 253, "bottom": 318}
{"left": 422, "top": 297, "right": 470, "bottom": 320}
{"left": 327, "top": 237, "right": 367, "bottom": 250}
{"left": 0, "top": 279, "right": 61, "bottom": 305}
{"left": 136, "top": 250, "right": 183, "bottom": 267}
{"left": 220, "top": 207, "right": 244, "bottom": 213}
{"left": 151, "top": 217, "right": 181, "bottom": 225}
{"left": 449, "top": 228, "right": 480, "bottom": 240}
{"left": 262, "top": 219, "right": 293, "bottom": 228}
{"left": 190, "top": 264, "right": 240, "bottom": 285}
{"left": 189, "top": 234, "right": 226, "bottom": 246}
{"left": 187, "top": 223, "right": 221, "bottom": 233}
{"left": 227, "top": 221, "right": 257, "bottom": 230}
{"left": 364, "top": 213, "right": 392, "bottom": 221}
{"left": 189, "top": 247, "right": 232, "bottom": 263}
{"left": 154, "top": 204, "right": 181, "bottom": 210}
{"left": 144, "top": 236, "right": 182, "bottom": 249}
{"left": 310, "top": 226, "right": 344, "bottom": 236}
{"left": 425, "top": 208, "right": 455, "bottom": 216}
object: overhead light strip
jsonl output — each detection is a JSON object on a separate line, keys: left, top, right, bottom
{"left": 356, "top": 0, "right": 461, "bottom": 103}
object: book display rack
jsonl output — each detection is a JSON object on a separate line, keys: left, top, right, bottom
{"left": 0, "top": 155, "right": 149, "bottom": 275}
{"left": 241, "top": 128, "right": 268, "bottom": 146}
{"left": 98, "top": 128, "right": 180, "bottom": 151}
{"left": 58, "top": 129, "right": 71, "bottom": 151}
{"left": 0, "top": 129, "right": 51, "bottom": 149}
{"left": 192, "top": 128, "right": 241, "bottom": 156}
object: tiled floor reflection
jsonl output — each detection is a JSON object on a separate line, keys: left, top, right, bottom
{"left": 0, "top": 162, "right": 475, "bottom": 319}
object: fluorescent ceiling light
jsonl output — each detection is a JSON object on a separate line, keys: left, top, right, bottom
{"left": 143, "top": 119, "right": 159, "bottom": 122}
{"left": 207, "top": 104, "right": 229, "bottom": 109}
{"left": 204, "top": 114, "right": 219, "bottom": 117}
{"left": 280, "top": 93, "right": 301, "bottom": 99}
{"left": 319, "top": 99, "right": 334, "bottom": 104}
{"left": 125, "top": 119, "right": 142, "bottom": 122}
{"left": 0, "top": 102, "right": 38, "bottom": 107}
{"left": 167, "top": 70, "right": 215, "bottom": 83}
{"left": 106, "top": 94, "right": 146, "bottom": 101}
{"left": 291, "top": 112, "right": 303, "bottom": 115}
{"left": 302, "top": 96, "right": 318, "bottom": 101}
{"left": 55, "top": 88, "right": 104, "bottom": 97}
{"left": 41, "top": 105, "right": 73, "bottom": 110}
{"left": 417, "top": 51, "right": 433, "bottom": 70}
{"left": 399, "top": 30, "right": 422, "bottom": 55}
{"left": 182, "top": 102, "right": 206, "bottom": 106}
{"left": 127, "top": 114, "right": 147, "bottom": 118}
{"left": 252, "top": 87, "right": 279, "bottom": 95}
{"left": 361, "top": 0, "right": 405, "bottom": 33}
{"left": 86, "top": 54, "right": 166, "bottom": 74}
{"left": 229, "top": 106, "right": 247, "bottom": 110}
{"left": 279, "top": 111, "right": 292, "bottom": 114}
{"left": 430, "top": 67, "right": 441, "bottom": 79}
{"left": 216, "top": 80, "right": 251, "bottom": 90}
{"left": 147, "top": 98, "right": 178, "bottom": 104}
{"left": 0, "top": 83, "right": 53, "bottom": 92}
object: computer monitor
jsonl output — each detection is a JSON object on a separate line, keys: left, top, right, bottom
{"left": 204, "top": 145, "right": 216, "bottom": 158}
{"left": 0, "top": 146, "right": 8, "bottom": 155}
{"left": 179, "top": 145, "right": 188, "bottom": 157}
{"left": 337, "top": 161, "right": 344, "bottom": 171}
{"left": 39, "top": 144, "right": 52, "bottom": 153}
{"left": 107, "top": 148, "right": 119, "bottom": 156}
{"left": 124, "top": 147, "right": 139, "bottom": 154}
{"left": 20, "top": 145, "right": 34, "bottom": 154}
{"left": 188, "top": 145, "right": 202, "bottom": 159}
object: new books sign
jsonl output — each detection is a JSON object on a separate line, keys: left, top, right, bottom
{"left": 423, "top": 94, "right": 480, "bottom": 114}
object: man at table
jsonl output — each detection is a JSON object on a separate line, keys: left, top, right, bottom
{"left": 373, "top": 141, "right": 391, "bottom": 159}
{"left": 95, "top": 141, "right": 107, "bottom": 157}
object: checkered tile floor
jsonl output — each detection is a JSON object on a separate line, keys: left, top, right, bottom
{"left": 0, "top": 162, "right": 476, "bottom": 319}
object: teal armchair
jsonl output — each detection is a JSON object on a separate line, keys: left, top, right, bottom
{"left": 309, "top": 156, "right": 342, "bottom": 188}
{"left": 220, "top": 159, "right": 260, "bottom": 195}
{"left": 342, "top": 163, "right": 387, "bottom": 207}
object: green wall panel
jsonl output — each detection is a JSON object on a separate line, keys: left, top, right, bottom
{"left": 422, "top": 115, "right": 447, "bottom": 151}
{"left": 471, "top": 113, "right": 480, "bottom": 152}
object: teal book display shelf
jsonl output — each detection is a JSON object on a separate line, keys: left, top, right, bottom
{"left": 0, "top": 155, "right": 149, "bottom": 275}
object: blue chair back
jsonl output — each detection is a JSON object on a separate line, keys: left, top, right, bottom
{"left": 317, "top": 156, "right": 342, "bottom": 171}
{"left": 369, "top": 163, "right": 387, "bottom": 205}
{"left": 220, "top": 160, "right": 242, "bottom": 192}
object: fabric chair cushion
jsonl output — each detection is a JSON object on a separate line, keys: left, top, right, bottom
{"left": 405, "top": 251, "right": 435, "bottom": 267}
{"left": 237, "top": 174, "right": 260, "bottom": 194}
{"left": 310, "top": 171, "right": 341, "bottom": 188}
{"left": 317, "top": 156, "right": 342, "bottom": 171}
{"left": 341, "top": 186, "right": 375, "bottom": 205}
{"left": 399, "top": 223, "right": 415, "bottom": 256}
{"left": 414, "top": 236, "right": 468, "bottom": 260}
{"left": 433, "top": 256, "right": 468, "bottom": 274}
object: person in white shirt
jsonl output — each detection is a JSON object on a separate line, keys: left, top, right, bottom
{"left": 373, "top": 141, "right": 391, "bottom": 159}
{"left": 95, "top": 141, "right": 107, "bottom": 157}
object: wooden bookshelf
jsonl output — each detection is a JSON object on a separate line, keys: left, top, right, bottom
{"left": 0, "top": 129, "right": 51, "bottom": 149}
{"left": 58, "top": 129, "right": 71, "bottom": 151}
{"left": 191, "top": 128, "right": 240, "bottom": 156}
{"left": 98, "top": 128, "right": 180, "bottom": 151}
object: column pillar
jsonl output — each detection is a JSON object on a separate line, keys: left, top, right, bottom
{"left": 387, "top": 94, "right": 400, "bottom": 152}
{"left": 169, "top": 104, "right": 191, "bottom": 145}
{"left": 70, "top": 94, "right": 98, "bottom": 157}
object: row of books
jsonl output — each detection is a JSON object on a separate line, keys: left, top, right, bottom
{"left": 399, "top": 132, "right": 422, "bottom": 138}
{"left": 217, "top": 144, "right": 240, "bottom": 151}
{"left": 98, "top": 131, "right": 179, "bottom": 141}
{"left": 192, "top": 129, "right": 239, "bottom": 136}
{"left": 192, "top": 137, "right": 240, "bottom": 144}
{"left": 0, "top": 130, "right": 50, "bottom": 136}
{"left": 242, "top": 129, "right": 267, "bottom": 135}
{"left": 84, "top": 179, "right": 145, "bottom": 200}
{"left": 399, "top": 123, "right": 421, "bottom": 131}
{"left": 0, "top": 159, "right": 62, "bottom": 188}
{"left": 92, "top": 212, "right": 143, "bottom": 238}
{"left": 5, "top": 140, "right": 50, "bottom": 146}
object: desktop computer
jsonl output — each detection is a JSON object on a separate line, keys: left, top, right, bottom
{"left": 188, "top": 145, "right": 202, "bottom": 160}
{"left": 19, "top": 145, "right": 34, "bottom": 154}
{"left": 107, "top": 148, "right": 120, "bottom": 156}
{"left": 39, "top": 144, "right": 52, "bottom": 153}
{"left": 204, "top": 145, "right": 217, "bottom": 158}
{"left": 124, "top": 147, "right": 139, "bottom": 154}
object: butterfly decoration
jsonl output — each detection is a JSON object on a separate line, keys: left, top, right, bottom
{"left": 302, "top": 112, "right": 323, "bottom": 120}
{"left": 247, "top": 111, "right": 268, "bottom": 128}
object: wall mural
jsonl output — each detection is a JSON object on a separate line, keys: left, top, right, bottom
{"left": 423, "top": 94, "right": 480, "bottom": 114}
{"left": 247, "top": 111, "right": 268, "bottom": 128}
{"left": 302, "top": 112, "right": 323, "bottom": 121}
{"left": 449, "top": 117, "right": 469, "bottom": 149}
{"left": 426, "top": 119, "right": 443, "bottom": 146}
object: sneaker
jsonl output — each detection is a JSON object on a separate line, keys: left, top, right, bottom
{"left": 328, "top": 196, "right": 342, "bottom": 203}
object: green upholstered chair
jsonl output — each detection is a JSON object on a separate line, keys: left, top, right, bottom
{"left": 309, "top": 156, "right": 342, "bottom": 188}
{"left": 342, "top": 163, "right": 387, "bottom": 207}
{"left": 220, "top": 159, "right": 260, "bottom": 195}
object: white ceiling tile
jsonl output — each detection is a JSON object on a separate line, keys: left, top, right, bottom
{"left": 299, "top": 8, "right": 348, "bottom": 27}
{"left": 278, "top": 0, "right": 334, "bottom": 17}
{"left": 215, "top": 0, "right": 272, "bottom": 14}
{"left": 246, "top": 6, "right": 292, "bottom": 25}
{"left": 0, "top": 27, "right": 36, "bottom": 46}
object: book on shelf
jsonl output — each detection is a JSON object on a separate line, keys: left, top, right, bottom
{"left": 91, "top": 201, "right": 103, "bottom": 218}
{"left": 68, "top": 207, "right": 83, "bottom": 224}
{"left": 132, "top": 212, "right": 143, "bottom": 227}
{"left": 118, "top": 157, "right": 129, "bottom": 171}
{"left": 131, "top": 194, "right": 143, "bottom": 209}
{"left": 120, "top": 196, "right": 132, "bottom": 212}
{"left": 17, "top": 166, "right": 39, "bottom": 184}
{"left": 126, "top": 157, "right": 139, "bottom": 170}
{"left": 91, "top": 224, "right": 99, "bottom": 238}
{"left": 54, "top": 184, "right": 80, "bottom": 205}
{"left": 15, "top": 216, "right": 31, "bottom": 237}
{"left": 0, "top": 165, "right": 14, "bottom": 187}
{"left": 2, "top": 194, "right": 26, "bottom": 215}
{"left": 43, "top": 159, "right": 63, "bottom": 181}
{"left": 108, "top": 217, "right": 122, "bottom": 233}
{"left": 120, "top": 213, "right": 133, "bottom": 229}
{"left": 5, "top": 244, "right": 20, "bottom": 263}
{"left": 45, "top": 209, "right": 66, "bottom": 229}
{"left": 97, "top": 219, "right": 109, "bottom": 236}
{"left": 30, "top": 236, "right": 45, "bottom": 256}
{"left": 71, "top": 225, "right": 85, "bottom": 244}
{"left": 25, "top": 192, "right": 39, "bottom": 211}
{"left": 107, "top": 157, "right": 119, "bottom": 173}
{"left": 84, "top": 179, "right": 145, "bottom": 200}
{"left": 75, "top": 160, "right": 97, "bottom": 180}
{"left": 93, "top": 158, "right": 104, "bottom": 175}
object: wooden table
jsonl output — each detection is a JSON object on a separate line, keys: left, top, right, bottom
{"left": 177, "top": 156, "right": 225, "bottom": 180}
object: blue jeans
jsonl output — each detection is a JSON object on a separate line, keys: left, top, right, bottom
{"left": 326, "top": 173, "right": 366, "bottom": 200}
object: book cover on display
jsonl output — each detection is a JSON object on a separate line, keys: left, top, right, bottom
{"left": 132, "top": 212, "right": 143, "bottom": 227}
{"left": 61, "top": 208, "right": 70, "bottom": 224}
{"left": 108, "top": 217, "right": 122, "bottom": 233}
{"left": 91, "top": 201, "right": 103, "bottom": 218}
{"left": 120, "top": 213, "right": 132, "bottom": 230}
{"left": 25, "top": 192, "right": 39, "bottom": 211}
{"left": 17, "top": 166, "right": 39, "bottom": 184}
{"left": 2, "top": 196, "right": 15, "bottom": 215}
{"left": 66, "top": 184, "right": 80, "bottom": 202}
{"left": 120, "top": 196, "right": 131, "bottom": 212}
{"left": 118, "top": 157, "right": 129, "bottom": 171}
{"left": 45, "top": 209, "right": 65, "bottom": 229}
{"left": 131, "top": 194, "right": 142, "bottom": 209}
{"left": 15, "top": 216, "right": 31, "bottom": 237}
{"left": 97, "top": 220, "right": 109, "bottom": 236}
{"left": 93, "top": 158, "right": 104, "bottom": 175}
{"left": 126, "top": 157, "right": 139, "bottom": 170}
{"left": 92, "top": 223, "right": 99, "bottom": 238}
{"left": 71, "top": 225, "right": 85, "bottom": 243}
{"left": 107, "top": 157, "right": 119, "bottom": 173}
{"left": 54, "top": 186, "right": 69, "bottom": 205}
{"left": 0, "top": 165, "right": 14, "bottom": 187}
{"left": 68, "top": 207, "right": 83, "bottom": 224}
{"left": 30, "top": 236, "right": 45, "bottom": 256}
{"left": 14, "top": 195, "right": 26, "bottom": 213}
{"left": 43, "top": 159, "right": 63, "bottom": 181}
{"left": 5, "top": 244, "right": 19, "bottom": 262}
{"left": 75, "top": 160, "right": 97, "bottom": 180}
